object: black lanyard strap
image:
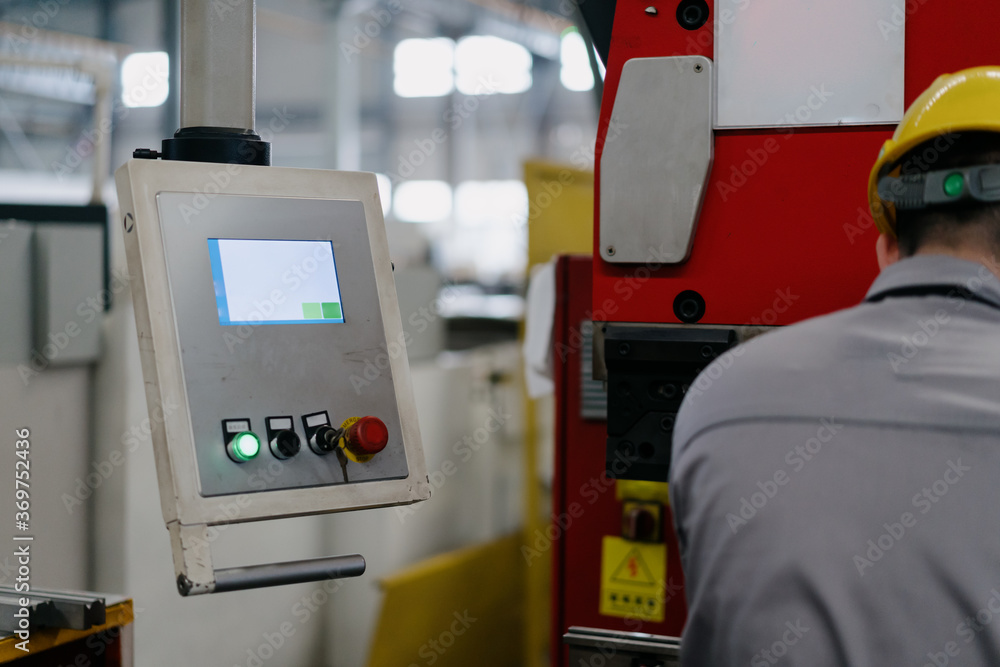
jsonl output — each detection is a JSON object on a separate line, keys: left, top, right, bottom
{"left": 866, "top": 284, "right": 1000, "bottom": 311}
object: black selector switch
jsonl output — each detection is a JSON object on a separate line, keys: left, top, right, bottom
{"left": 266, "top": 416, "right": 301, "bottom": 460}
{"left": 271, "top": 430, "right": 301, "bottom": 459}
{"left": 301, "top": 411, "right": 340, "bottom": 456}
{"left": 312, "top": 426, "right": 339, "bottom": 454}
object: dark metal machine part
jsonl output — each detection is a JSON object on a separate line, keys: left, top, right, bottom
{"left": 575, "top": 0, "right": 616, "bottom": 65}
{"left": 0, "top": 587, "right": 106, "bottom": 632}
{"left": 564, "top": 626, "right": 681, "bottom": 666}
{"left": 603, "top": 324, "right": 737, "bottom": 481}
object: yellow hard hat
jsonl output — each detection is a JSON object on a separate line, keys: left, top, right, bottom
{"left": 868, "top": 66, "right": 1000, "bottom": 236}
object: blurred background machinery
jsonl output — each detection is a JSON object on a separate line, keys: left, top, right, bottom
{"left": 0, "top": 0, "right": 599, "bottom": 663}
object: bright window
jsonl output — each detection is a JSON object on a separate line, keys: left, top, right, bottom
{"left": 438, "top": 225, "right": 527, "bottom": 284}
{"left": 393, "top": 38, "right": 455, "bottom": 98}
{"left": 121, "top": 52, "right": 169, "bottom": 108}
{"left": 560, "top": 30, "right": 594, "bottom": 92}
{"left": 454, "top": 36, "right": 532, "bottom": 95}
{"left": 454, "top": 180, "right": 528, "bottom": 228}
{"left": 393, "top": 180, "right": 453, "bottom": 223}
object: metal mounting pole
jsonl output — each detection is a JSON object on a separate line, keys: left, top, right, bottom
{"left": 134, "top": 0, "right": 270, "bottom": 165}
{"left": 180, "top": 0, "right": 255, "bottom": 130}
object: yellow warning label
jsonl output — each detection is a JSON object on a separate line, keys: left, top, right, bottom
{"left": 599, "top": 536, "right": 666, "bottom": 622}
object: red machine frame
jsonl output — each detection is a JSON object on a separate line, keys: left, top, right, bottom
{"left": 551, "top": 255, "right": 687, "bottom": 665}
{"left": 552, "top": 1, "right": 1000, "bottom": 664}
{"left": 592, "top": 0, "right": 999, "bottom": 325}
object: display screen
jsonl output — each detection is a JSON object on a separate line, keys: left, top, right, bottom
{"left": 207, "top": 239, "right": 345, "bottom": 325}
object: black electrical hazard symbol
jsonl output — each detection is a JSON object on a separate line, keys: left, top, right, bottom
{"left": 600, "top": 537, "right": 666, "bottom": 621}
{"left": 610, "top": 547, "right": 656, "bottom": 586}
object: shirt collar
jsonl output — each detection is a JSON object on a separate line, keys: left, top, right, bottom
{"left": 865, "top": 254, "right": 1000, "bottom": 308}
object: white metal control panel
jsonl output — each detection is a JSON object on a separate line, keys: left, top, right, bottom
{"left": 115, "top": 159, "right": 430, "bottom": 530}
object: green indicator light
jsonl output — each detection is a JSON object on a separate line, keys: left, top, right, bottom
{"left": 944, "top": 173, "right": 965, "bottom": 198}
{"left": 232, "top": 431, "right": 260, "bottom": 461}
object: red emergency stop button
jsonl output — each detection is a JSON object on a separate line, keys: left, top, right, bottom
{"left": 344, "top": 416, "right": 389, "bottom": 458}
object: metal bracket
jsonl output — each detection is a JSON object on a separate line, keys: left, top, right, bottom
{"left": 603, "top": 324, "right": 737, "bottom": 481}
{"left": 564, "top": 627, "right": 681, "bottom": 665}
{"left": 169, "top": 521, "right": 365, "bottom": 596}
{"left": 0, "top": 588, "right": 106, "bottom": 632}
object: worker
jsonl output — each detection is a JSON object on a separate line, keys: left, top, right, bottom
{"left": 669, "top": 67, "right": 1000, "bottom": 667}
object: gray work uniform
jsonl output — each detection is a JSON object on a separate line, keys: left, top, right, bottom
{"left": 669, "top": 255, "right": 1000, "bottom": 667}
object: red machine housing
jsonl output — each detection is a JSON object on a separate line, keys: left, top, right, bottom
{"left": 551, "top": 2, "right": 1000, "bottom": 664}
{"left": 551, "top": 256, "right": 687, "bottom": 665}
{"left": 592, "top": 0, "right": 1000, "bottom": 325}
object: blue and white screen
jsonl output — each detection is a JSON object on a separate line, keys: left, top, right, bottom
{"left": 207, "top": 239, "right": 345, "bottom": 325}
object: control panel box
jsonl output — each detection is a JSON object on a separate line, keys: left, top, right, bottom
{"left": 115, "top": 159, "right": 430, "bottom": 528}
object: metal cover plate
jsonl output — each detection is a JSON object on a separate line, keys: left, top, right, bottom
{"left": 599, "top": 56, "right": 714, "bottom": 265}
